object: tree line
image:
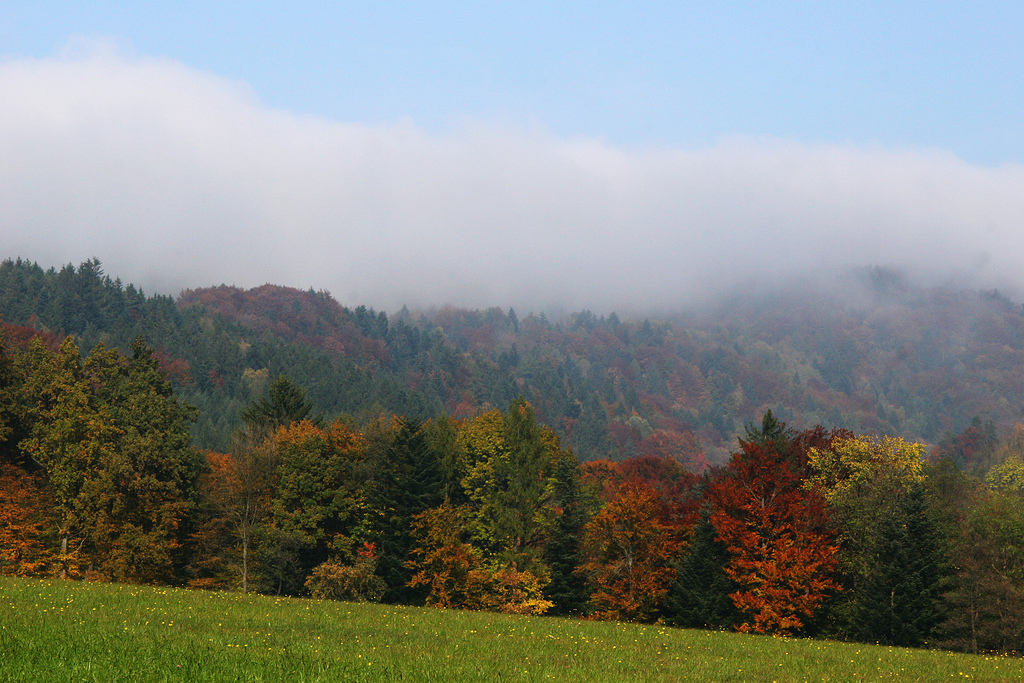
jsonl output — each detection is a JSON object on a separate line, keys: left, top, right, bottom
{"left": 6, "top": 257, "right": 1024, "bottom": 466}
{"left": 4, "top": 331, "right": 1024, "bottom": 654}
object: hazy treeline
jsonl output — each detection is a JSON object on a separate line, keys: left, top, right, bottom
{"left": 3, "top": 257, "right": 1024, "bottom": 466}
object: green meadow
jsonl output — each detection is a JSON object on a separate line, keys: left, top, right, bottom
{"left": 0, "top": 577, "right": 1018, "bottom": 682}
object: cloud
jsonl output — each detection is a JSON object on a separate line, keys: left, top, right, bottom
{"left": 3, "top": 42, "right": 1024, "bottom": 315}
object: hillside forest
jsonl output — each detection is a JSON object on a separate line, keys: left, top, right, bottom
{"left": 4, "top": 257, "right": 1024, "bottom": 653}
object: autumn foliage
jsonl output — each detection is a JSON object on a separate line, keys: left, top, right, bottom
{"left": 6, "top": 273, "right": 1024, "bottom": 652}
{"left": 707, "top": 423, "right": 844, "bottom": 634}
{"left": 0, "top": 464, "right": 56, "bottom": 576}
{"left": 580, "top": 482, "right": 683, "bottom": 621}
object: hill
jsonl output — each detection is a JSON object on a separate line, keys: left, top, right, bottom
{"left": 3, "top": 257, "right": 1023, "bottom": 463}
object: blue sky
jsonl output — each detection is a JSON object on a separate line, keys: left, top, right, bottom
{"left": 2, "top": 3, "right": 1024, "bottom": 312}
{"left": 5, "top": 2, "right": 1022, "bottom": 163}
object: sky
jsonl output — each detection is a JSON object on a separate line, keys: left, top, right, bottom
{"left": 2, "top": 2, "right": 1024, "bottom": 314}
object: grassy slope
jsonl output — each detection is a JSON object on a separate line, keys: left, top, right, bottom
{"left": 0, "top": 577, "right": 1017, "bottom": 682}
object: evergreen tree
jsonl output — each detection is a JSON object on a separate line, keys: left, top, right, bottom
{"left": 807, "top": 434, "right": 942, "bottom": 645}
{"left": 664, "top": 506, "right": 740, "bottom": 629}
{"left": 848, "top": 484, "right": 945, "bottom": 646}
{"left": 240, "top": 375, "right": 323, "bottom": 432}
{"left": 742, "top": 409, "right": 790, "bottom": 451}
{"left": 543, "top": 449, "right": 589, "bottom": 615}
{"left": 367, "top": 416, "right": 445, "bottom": 603}
{"left": 0, "top": 325, "right": 29, "bottom": 467}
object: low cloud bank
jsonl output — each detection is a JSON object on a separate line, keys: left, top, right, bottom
{"left": 3, "top": 45, "right": 1023, "bottom": 314}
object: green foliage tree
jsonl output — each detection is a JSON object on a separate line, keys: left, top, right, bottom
{"left": 938, "top": 486, "right": 1024, "bottom": 653}
{"left": 265, "top": 419, "right": 369, "bottom": 595}
{"left": 664, "top": 505, "right": 740, "bottom": 629}
{"left": 16, "top": 336, "right": 200, "bottom": 582}
{"left": 0, "top": 324, "right": 29, "bottom": 467}
{"left": 458, "top": 398, "right": 559, "bottom": 577}
{"left": 850, "top": 485, "right": 944, "bottom": 646}
{"left": 18, "top": 337, "right": 118, "bottom": 579}
{"left": 807, "top": 434, "right": 945, "bottom": 645}
{"left": 542, "top": 448, "right": 589, "bottom": 615}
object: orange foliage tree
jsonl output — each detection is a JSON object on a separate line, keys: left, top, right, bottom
{"left": 0, "top": 464, "right": 56, "bottom": 575}
{"left": 406, "top": 502, "right": 481, "bottom": 608}
{"left": 579, "top": 482, "right": 683, "bottom": 621}
{"left": 406, "top": 503, "right": 552, "bottom": 615}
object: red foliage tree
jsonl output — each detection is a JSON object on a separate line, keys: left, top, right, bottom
{"left": 708, "top": 420, "right": 843, "bottom": 635}
{"left": 638, "top": 428, "right": 709, "bottom": 473}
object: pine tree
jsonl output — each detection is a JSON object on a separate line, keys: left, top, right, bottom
{"left": 367, "top": 416, "right": 445, "bottom": 603}
{"left": 665, "top": 506, "right": 739, "bottom": 629}
{"left": 848, "top": 485, "right": 945, "bottom": 646}
{"left": 240, "top": 375, "right": 322, "bottom": 431}
{"left": 543, "top": 449, "right": 589, "bottom": 615}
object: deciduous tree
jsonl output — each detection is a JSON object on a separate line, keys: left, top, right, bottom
{"left": 580, "top": 482, "right": 681, "bottom": 622}
{"left": 807, "top": 434, "right": 944, "bottom": 645}
{"left": 708, "top": 414, "right": 842, "bottom": 635}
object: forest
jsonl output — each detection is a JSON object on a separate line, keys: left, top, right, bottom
{"left": 3, "top": 256, "right": 1024, "bottom": 654}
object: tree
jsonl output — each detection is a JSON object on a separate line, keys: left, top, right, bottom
{"left": 405, "top": 502, "right": 550, "bottom": 614}
{"left": 240, "top": 375, "right": 322, "bottom": 432}
{"left": 305, "top": 542, "right": 386, "bottom": 602}
{"left": 932, "top": 459, "right": 1024, "bottom": 653}
{"left": 932, "top": 416, "right": 998, "bottom": 474}
{"left": 850, "top": 484, "right": 944, "bottom": 646}
{"left": 365, "top": 416, "right": 445, "bottom": 603}
{"left": 270, "top": 418, "right": 368, "bottom": 592}
{"left": 0, "top": 324, "right": 30, "bottom": 467}
{"left": 15, "top": 336, "right": 200, "bottom": 583}
{"left": 807, "top": 434, "right": 944, "bottom": 646}
{"left": 17, "top": 337, "right": 117, "bottom": 579}
{"left": 938, "top": 486, "right": 1024, "bottom": 653}
{"left": 205, "top": 429, "right": 280, "bottom": 593}
{"left": 406, "top": 503, "right": 480, "bottom": 608}
{"left": 665, "top": 501, "right": 740, "bottom": 629}
{"left": 543, "top": 448, "right": 589, "bottom": 615}
{"left": 707, "top": 415, "right": 843, "bottom": 635}
{"left": 579, "top": 482, "right": 681, "bottom": 622}
{"left": 88, "top": 338, "right": 203, "bottom": 582}
{"left": 458, "top": 399, "right": 559, "bottom": 576}
{"left": 742, "top": 409, "right": 788, "bottom": 449}
{"left": 0, "top": 463, "right": 56, "bottom": 576}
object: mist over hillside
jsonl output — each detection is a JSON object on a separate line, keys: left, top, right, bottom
{"left": 3, "top": 256, "right": 1022, "bottom": 467}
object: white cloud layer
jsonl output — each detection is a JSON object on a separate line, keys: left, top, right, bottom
{"left": 3, "top": 44, "right": 1024, "bottom": 314}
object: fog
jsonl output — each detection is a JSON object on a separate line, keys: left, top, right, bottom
{"left": 3, "top": 46, "right": 1024, "bottom": 315}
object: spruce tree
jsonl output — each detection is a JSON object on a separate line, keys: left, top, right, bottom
{"left": 543, "top": 450, "right": 589, "bottom": 615}
{"left": 664, "top": 507, "right": 740, "bottom": 629}
{"left": 240, "top": 375, "right": 323, "bottom": 431}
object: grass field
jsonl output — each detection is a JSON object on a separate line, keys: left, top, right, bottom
{"left": 0, "top": 576, "right": 1019, "bottom": 682}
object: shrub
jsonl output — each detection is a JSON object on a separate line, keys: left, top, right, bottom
{"left": 305, "top": 543, "right": 386, "bottom": 602}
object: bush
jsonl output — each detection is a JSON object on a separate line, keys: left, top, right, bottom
{"left": 305, "top": 544, "right": 386, "bottom": 602}
{"left": 464, "top": 566, "right": 553, "bottom": 616}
